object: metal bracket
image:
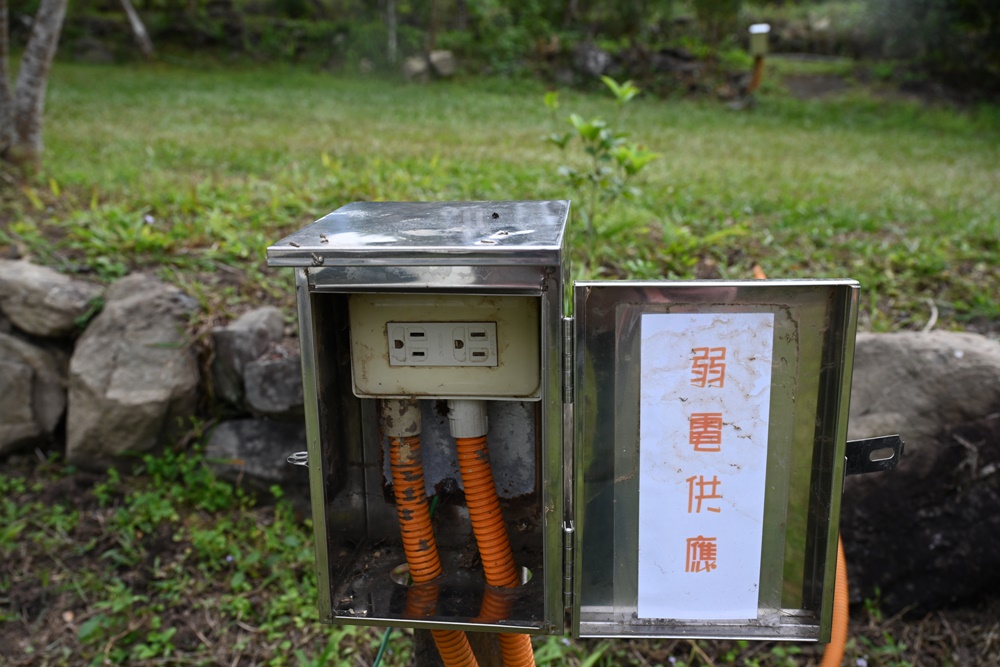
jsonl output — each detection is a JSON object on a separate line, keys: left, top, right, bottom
{"left": 845, "top": 434, "right": 904, "bottom": 476}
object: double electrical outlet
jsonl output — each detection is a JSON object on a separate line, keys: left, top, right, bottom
{"left": 388, "top": 322, "right": 498, "bottom": 367}
{"left": 348, "top": 294, "right": 540, "bottom": 400}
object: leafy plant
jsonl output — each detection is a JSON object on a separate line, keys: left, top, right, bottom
{"left": 544, "top": 76, "right": 662, "bottom": 252}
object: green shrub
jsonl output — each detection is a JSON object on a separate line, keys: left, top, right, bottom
{"left": 692, "top": 0, "right": 743, "bottom": 49}
{"left": 867, "top": 0, "right": 1000, "bottom": 95}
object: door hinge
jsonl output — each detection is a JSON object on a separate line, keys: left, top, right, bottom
{"left": 562, "top": 520, "right": 575, "bottom": 610}
{"left": 562, "top": 316, "right": 574, "bottom": 405}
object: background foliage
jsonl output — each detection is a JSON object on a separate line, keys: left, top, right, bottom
{"left": 5, "top": 0, "right": 999, "bottom": 96}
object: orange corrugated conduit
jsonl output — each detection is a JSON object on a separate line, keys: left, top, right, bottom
{"left": 819, "top": 537, "right": 850, "bottom": 667}
{"left": 384, "top": 400, "right": 479, "bottom": 667}
{"left": 451, "top": 399, "right": 536, "bottom": 667}
{"left": 388, "top": 435, "right": 444, "bottom": 585}
{"left": 456, "top": 435, "right": 520, "bottom": 586}
{"left": 456, "top": 434, "right": 535, "bottom": 666}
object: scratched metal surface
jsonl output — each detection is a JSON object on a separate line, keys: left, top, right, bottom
{"left": 572, "top": 280, "right": 859, "bottom": 640}
{"left": 266, "top": 200, "right": 570, "bottom": 267}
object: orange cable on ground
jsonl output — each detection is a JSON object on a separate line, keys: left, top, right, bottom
{"left": 388, "top": 430, "right": 478, "bottom": 667}
{"left": 455, "top": 433, "right": 536, "bottom": 667}
{"left": 819, "top": 537, "right": 849, "bottom": 667}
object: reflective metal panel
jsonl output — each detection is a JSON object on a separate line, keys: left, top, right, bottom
{"left": 305, "top": 265, "right": 552, "bottom": 293}
{"left": 267, "top": 201, "right": 570, "bottom": 267}
{"left": 572, "top": 280, "right": 858, "bottom": 640}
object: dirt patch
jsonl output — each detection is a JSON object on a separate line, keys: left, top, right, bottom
{"left": 842, "top": 412, "right": 1000, "bottom": 620}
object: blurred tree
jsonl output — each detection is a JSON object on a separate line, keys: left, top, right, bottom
{"left": 869, "top": 0, "right": 1000, "bottom": 94}
{"left": 386, "top": 0, "right": 398, "bottom": 62}
{"left": 691, "top": 0, "right": 741, "bottom": 51}
{"left": 1, "top": 0, "right": 68, "bottom": 170}
{"left": 121, "top": 0, "right": 154, "bottom": 58}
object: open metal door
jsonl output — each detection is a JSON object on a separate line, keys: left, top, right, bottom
{"left": 571, "top": 280, "right": 859, "bottom": 641}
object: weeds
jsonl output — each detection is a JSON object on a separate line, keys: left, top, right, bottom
{"left": 544, "top": 77, "right": 661, "bottom": 248}
{"left": 3, "top": 447, "right": 1000, "bottom": 664}
{"left": 0, "top": 451, "right": 413, "bottom": 665}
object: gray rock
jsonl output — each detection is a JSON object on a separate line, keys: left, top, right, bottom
{"left": 842, "top": 331, "right": 1000, "bottom": 613}
{"left": 205, "top": 418, "right": 309, "bottom": 493}
{"left": 848, "top": 331, "right": 1000, "bottom": 478}
{"left": 428, "top": 50, "right": 456, "bottom": 78}
{"left": 402, "top": 55, "right": 429, "bottom": 82}
{"left": 0, "top": 332, "right": 66, "bottom": 455}
{"left": 72, "top": 36, "right": 116, "bottom": 64}
{"left": 66, "top": 274, "right": 200, "bottom": 469}
{"left": 211, "top": 307, "right": 285, "bottom": 406}
{"left": 0, "top": 260, "right": 104, "bottom": 338}
{"left": 244, "top": 354, "right": 304, "bottom": 419}
{"left": 573, "top": 42, "right": 612, "bottom": 78}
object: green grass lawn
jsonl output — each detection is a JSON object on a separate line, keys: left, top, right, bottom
{"left": 6, "top": 58, "right": 999, "bottom": 332}
{"left": 2, "top": 58, "right": 999, "bottom": 667}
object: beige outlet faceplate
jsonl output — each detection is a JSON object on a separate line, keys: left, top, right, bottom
{"left": 348, "top": 294, "right": 541, "bottom": 400}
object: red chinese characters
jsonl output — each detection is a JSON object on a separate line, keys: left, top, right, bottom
{"left": 689, "top": 412, "right": 723, "bottom": 452}
{"left": 684, "top": 346, "right": 729, "bottom": 573}
{"left": 686, "top": 475, "right": 722, "bottom": 514}
{"left": 685, "top": 536, "right": 718, "bottom": 573}
{"left": 638, "top": 312, "right": 775, "bottom": 617}
{"left": 690, "top": 347, "right": 727, "bottom": 388}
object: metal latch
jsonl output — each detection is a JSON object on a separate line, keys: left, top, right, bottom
{"left": 286, "top": 451, "right": 309, "bottom": 467}
{"left": 845, "top": 434, "right": 904, "bottom": 476}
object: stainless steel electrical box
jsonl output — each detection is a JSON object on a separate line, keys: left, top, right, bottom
{"left": 266, "top": 200, "right": 861, "bottom": 642}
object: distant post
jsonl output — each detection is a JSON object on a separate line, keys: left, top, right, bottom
{"left": 747, "top": 24, "right": 771, "bottom": 95}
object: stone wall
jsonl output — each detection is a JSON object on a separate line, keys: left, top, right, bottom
{"left": 0, "top": 260, "right": 307, "bottom": 491}
{"left": 2, "top": 259, "right": 999, "bottom": 614}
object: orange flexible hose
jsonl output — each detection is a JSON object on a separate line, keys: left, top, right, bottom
{"left": 389, "top": 435, "right": 442, "bottom": 584}
{"left": 820, "top": 537, "right": 849, "bottom": 667}
{"left": 455, "top": 435, "right": 536, "bottom": 667}
{"left": 497, "top": 632, "right": 536, "bottom": 666}
{"left": 389, "top": 435, "right": 479, "bottom": 667}
{"left": 456, "top": 435, "right": 520, "bottom": 588}
{"left": 404, "top": 582, "right": 477, "bottom": 667}
{"left": 477, "top": 585, "right": 536, "bottom": 665}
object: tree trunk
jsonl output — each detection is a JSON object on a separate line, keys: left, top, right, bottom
{"left": 1, "top": 0, "right": 14, "bottom": 152}
{"left": 120, "top": 0, "right": 155, "bottom": 59}
{"left": 386, "top": 0, "right": 397, "bottom": 64}
{"left": 2, "top": 0, "right": 68, "bottom": 168}
{"left": 427, "top": 0, "right": 438, "bottom": 51}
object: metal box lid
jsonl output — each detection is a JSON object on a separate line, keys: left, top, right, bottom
{"left": 266, "top": 200, "right": 570, "bottom": 267}
{"left": 571, "top": 279, "right": 860, "bottom": 641}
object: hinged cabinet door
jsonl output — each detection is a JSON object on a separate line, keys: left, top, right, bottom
{"left": 571, "top": 280, "right": 859, "bottom": 641}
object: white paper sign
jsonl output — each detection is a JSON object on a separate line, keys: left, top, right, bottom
{"left": 637, "top": 312, "right": 774, "bottom": 620}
